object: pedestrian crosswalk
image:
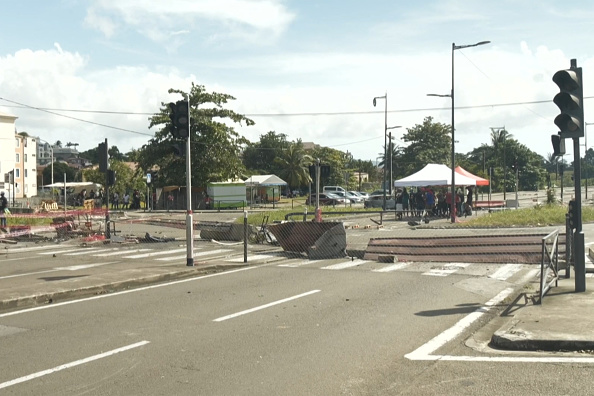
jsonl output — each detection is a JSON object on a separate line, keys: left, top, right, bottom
{"left": 5, "top": 244, "right": 537, "bottom": 281}
{"left": 6, "top": 244, "right": 234, "bottom": 263}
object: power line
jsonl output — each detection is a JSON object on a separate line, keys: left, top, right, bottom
{"left": 2, "top": 95, "right": 591, "bottom": 118}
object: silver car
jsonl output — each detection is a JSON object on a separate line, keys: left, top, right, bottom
{"left": 364, "top": 194, "right": 396, "bottom": 209}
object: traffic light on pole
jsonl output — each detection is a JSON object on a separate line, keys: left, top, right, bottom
{"left": 98, "top": 142, "right": 108, "bottom": 172}
{"left": 553, "top": 60, "right": 584, "bottom": 139}
{"left": 168, "top": 100, "right": 189, "bottom": 139}
{"left": 568, "top": 199, "right": 579, "bottom": 229}
{"left": 551, "top": 133, "right": 566, "bottom": 157}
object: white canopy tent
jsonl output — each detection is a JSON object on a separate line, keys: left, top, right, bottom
{"left": 393, "top": 164, "right": 477, "bottom": 187}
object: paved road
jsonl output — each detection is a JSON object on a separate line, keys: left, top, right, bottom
{"left": 0, "top": 249, "right": 541, "bottom": 395}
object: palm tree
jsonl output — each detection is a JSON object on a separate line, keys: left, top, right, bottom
{"left": 274, "top": 144, "right": 312, "bottom": 191}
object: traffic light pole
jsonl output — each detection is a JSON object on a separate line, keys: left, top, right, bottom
{"left": 185, "top": 100, "right": 194, "bottom": 267}
{"left": 573, "top": 136, "right": 585, "bottom": 292}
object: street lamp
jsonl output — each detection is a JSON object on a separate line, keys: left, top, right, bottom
{"left": 428, "top": 40, "right": 490, "bottom": 223}
{"left": 387, "top": 126, "right": 402, "bottom": 196}
{"left": 373, "top": 93, "right": 388, "bottom": 210}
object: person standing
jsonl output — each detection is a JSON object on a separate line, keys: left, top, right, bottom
{"left": 123, "top": 192, "right": 130, "bottom": 209}
{"left": 402, "top": 188, "right": 409, "bottom": 217}
{"left": 0, "top": 192, "right": 7, "bottom": 228}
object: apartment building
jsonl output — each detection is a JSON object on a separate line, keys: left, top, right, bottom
{"left": 0, "top": 112, "right": 38, "bottom": 199}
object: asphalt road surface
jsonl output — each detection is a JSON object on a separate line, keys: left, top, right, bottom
{"left": 3, "top": 250, "right": 593, "bottom": 395}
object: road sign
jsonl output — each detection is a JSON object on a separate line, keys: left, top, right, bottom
{"left": 146, "top": 173, "right": 151, "bottom": 184}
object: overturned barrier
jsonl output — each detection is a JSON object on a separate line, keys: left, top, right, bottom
{"left": 267, "top": 222, "right": 347, "bottom": 259}
{"left": 198, "top": 222, "right": 247, "bottom": 241}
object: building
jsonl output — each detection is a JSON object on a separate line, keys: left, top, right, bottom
{"left": 0, "top": 112, "right": 18, "bottom": 197}
{"left": 0, "top": 112, "right": 39, "bottom": 199}
{"left": 14, "top": 134, "right": 38, "bottom": 198}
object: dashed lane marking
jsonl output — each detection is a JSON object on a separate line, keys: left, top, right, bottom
{"left": 488, "top": 263, "right": 523, "bottom": 281}
{"left": 373, "top": 263, "right": 411, "bottom": 273}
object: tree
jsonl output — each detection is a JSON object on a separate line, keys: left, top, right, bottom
{"left": 54, "top": 140, "right": 63, "bottom": 148}
{"left": 399, "top": 117, "right": 451, "bottom": 175}
{"left": 83, "top": 160, "right": 144, "bottom": 194}
{"left": 42, "top": 162, "right": 76, "bottom": 184}
{"left": 274, "top": 143, "right": 312, "bottom": 190}
{"left": 136, "top": 84, "right": 253, "bottom": 187}
{"left": 243, "top": 131, "right": 289, "bottom": 174}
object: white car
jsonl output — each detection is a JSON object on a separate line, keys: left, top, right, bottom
{"left": 332, "top": 191, "right": 363, "bottom": 203}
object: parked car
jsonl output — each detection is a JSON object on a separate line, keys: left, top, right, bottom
{"left": 332, "top": 191, "right": 363, "bottom": 203}
{"left": 356, "top": 191, "right": 370, "bottom": 199}
{"left": 307, "top": 192, "right": 347, "bottom": 205}
{"left": 364, "top": 194, "right": 396, "bottom": 209}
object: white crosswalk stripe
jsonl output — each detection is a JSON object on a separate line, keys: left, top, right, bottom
{"left": 422, "top": 263, "right": 470, "bottom": 277}
{"left": 373, "top": 263, "right": 411, "bottom": 273}
{"left": 321, "top": 260, "right": 370, "bottom": 270}
{"left": 39, "top": 248, "right": 85, "bottom": 255}
{"left": 155, "top": 249, "right": 232, "bottom": 261}
{"left": 63, "top": 249, "right": 105, "bottom": 256}
{"left": 488, "top": 263, "right": 523, "bottom": 281}
{"left": 226, "top": 254, "right": 280, "bottom": 263}
{"left": 278, "top": 260, "right": 313, "bottom": 268}
{"left": 4, "top": 245, "right": 57, "bottom": 254}
{"left": 93, "top": 249, "right": 153, "bottom": 257}
{"left": 123, "top": 248, "right": 187, "bottom": 259}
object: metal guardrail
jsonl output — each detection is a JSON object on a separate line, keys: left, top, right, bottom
{"left": 538, "top": 229, "right": 560, "bottom": 304}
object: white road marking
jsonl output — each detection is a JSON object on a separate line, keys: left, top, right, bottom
{"left": 0, "top": 262, "right": 122, "bottom": 279}
{"left": 213, "top": 290, "right": 321, "bottom": 322}
{"left": 226, "top": 254, "right": 277, "bottom": 263}
{"left": 93, "top": 248, "right": 153, "bottom": 257}
{"left": 278, "top": 260, "right": 313, "bottom": 268}
{"left": 156, "top": 249, "right": 232, "bottom": 261}
{"left": 0, "top": 341, "right": 150, "bottom": 390}
{"left": 54, "top": 262, "right": 119, "bottom": 271}
{"left": 0, "top": 266, "right": 258, "bottom": 318}
{"left": 38, "top": 249, "right": 83, "bottom": 255}
{"left": 322, "top": 260, "right": 370, "bottom": 270}
{"left": 423, "top": 263, "right": 470, "bottom": 277}
{"left": 63, "top": 249, "right": 104, "bottom": 256}
{"left": 123, "top": 248, "right": 186, "bottom": 259}
{"left": 488, "top": 264, "right": 523, "bottom": 281}
{"left": 2, "top": 245, "right": 56, "bottom": 254}
{"left": 373, "top": 263, "right": 411, "bottom": 272}
{"left": 405, "top": 288, "right": 514, "bottom": 360}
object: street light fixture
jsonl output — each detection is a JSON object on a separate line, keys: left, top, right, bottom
{"left": 386, "top": 126, "right": 402, "bottom": 196}
{"left": 373, "top": 93, "right": 388, "bottom": 210}
{"left": 427, "top": 40, "right": 491, "bottom": 223}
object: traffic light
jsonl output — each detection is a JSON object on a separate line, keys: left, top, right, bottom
{"left": 107, "top": 170, "right": 116, "bottom": 186}
{"left": 150, "top": 171, "right": 158, "bottom": 184}
{"left": 568, "top": 199, "right": 579, "bottom": 229}
{"left": 98, "top": 142, "right": 108, "bottom": 172}
{"left": 553, "top": 60, "right": 584, "bottom": 139}
{"left": 168, "top": 100, "right": 189, "bottom": 139}
{"left": 321, "top": 165, "right": 330, "bottom": 178}
{"left": 309, "top": 165, "right": 316, "bottom": 179}
{"left": 551, "top": 133, "right": 566, "bottom": 157}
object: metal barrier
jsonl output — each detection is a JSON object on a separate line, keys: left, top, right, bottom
{"left": 565, "top": 213, "right": 573, "bottom": 279}
{"left": 538, "top": 229, "right": 559, "bottom": 304}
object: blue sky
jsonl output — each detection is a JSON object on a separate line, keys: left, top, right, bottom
{"left": 1, "top": 0, "right": 593, "bottom": 163}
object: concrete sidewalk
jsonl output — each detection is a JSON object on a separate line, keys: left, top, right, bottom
{"left": 491, "top": 274, "right": 594, "bottom": 352}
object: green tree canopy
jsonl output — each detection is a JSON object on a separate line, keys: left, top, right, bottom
{"left": 136, "top": 83, "right": 253, "bottom": 187}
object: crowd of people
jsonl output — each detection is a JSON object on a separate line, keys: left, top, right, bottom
{"left": 395, "top": 186, "right": 474, "bottom": 218}
{"left": 74, "top": 188, "right": 143, "bottom": 210}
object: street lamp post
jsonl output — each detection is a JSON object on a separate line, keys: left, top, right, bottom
{"left": 428, "top": 40, "right": 490, "bottom": 223}
{"left": 373, "top": 93, "right": 388, "bottom": 210}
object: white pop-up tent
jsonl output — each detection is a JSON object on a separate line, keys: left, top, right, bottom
{"left": 394, "top": 163, "right": 477, "bottom": 187}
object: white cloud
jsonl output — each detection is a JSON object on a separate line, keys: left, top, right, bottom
{"left": 84, "top": 0, "right": 295, "bottom": 46}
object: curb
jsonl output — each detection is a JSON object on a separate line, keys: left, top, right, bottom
{"left": 0, "top": 264, "right": 247, "bottom": 314}
{"left": 491, "top": 321, "right": 594, "bottom": 352}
